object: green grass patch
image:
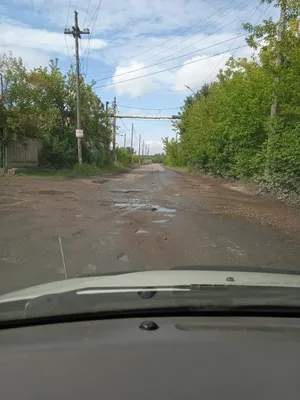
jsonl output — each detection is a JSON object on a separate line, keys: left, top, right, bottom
{"left": 15, "top": 163, "right": 129, "bottom": 178}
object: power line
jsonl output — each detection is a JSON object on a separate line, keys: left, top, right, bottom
{"left": 94, "top": 0, "right": 237, "bottom": 74}
{"left": 84, "top": 0, "right": 103, "bottom": 76}
{"left": 93, "top": 44, "right": 249, "bottom": 89}
{"left": 66, "top": 0, "right": 72, "bottom": 27}
{"left": 118, "top": 112, "right": 131, "bottom": 131}
{"left": 83, "top": 0, "right": 92, "bottom": 27}
{"left": 205, "top": 2, "right": 262, "bottom": 83}
{"left": 64, "top": 0, "right": 74, "bottom": 67}
{"left": 204, "top": 2, "right": 270, "bottom": 88}
{"left": 94, "top": 33, "right": 248, "bottom": 83}
{"left": 118, "top": 104, "right": 181, "bottom": 111}
{"left": 135, "top": 0, "right": 248, "bottom": 67}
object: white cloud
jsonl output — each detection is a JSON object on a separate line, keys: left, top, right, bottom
{"left": 174, "top": 52, "right": 230, "bottom": 91}
{"left": 0, "top": 20, "right": 107, "bottom": 68}
{"left": 145, "top": 140, "right": 163, "bottom": 155}
{"left": 105, "top": 33, "right": 251, "bottom": 97}
{"left": 111, "top": 60, "right": 170, "bottom": 98}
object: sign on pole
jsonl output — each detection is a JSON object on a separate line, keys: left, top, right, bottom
{"left": 76, "top": 129, "right": 84, "bottom": 138}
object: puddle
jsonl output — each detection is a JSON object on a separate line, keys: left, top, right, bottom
{"left": 111, "top": 189, "right": 143, "bottom": 193}
{"left": 118, "top": 252, "right": 130, "bottom": 262}
{"left": 115, "top": 203, "right": 147, "bottom": 212}
{"left": 114, "top": 202, "right": 176, "bottom": 216}
{"left": 135, "top": 229, "right": 149, "bottom": 235}
{"left": 152, "top": 206, "right": 176, "bottom": 214}
{"left": 152, "top": 220, "right": 169, "bottom": 224}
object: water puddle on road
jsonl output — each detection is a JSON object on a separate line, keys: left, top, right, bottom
{"left": 152, "top": 219, "right": 169, "bottom": 225}
{"left": 152, "top": 206, "right": 176, "bottom": 214}
{"left": 114, "top": 202, "right": 176, "bottom": 217}
{"left": 111, "top": 189, "right": 144, "bottom": 193}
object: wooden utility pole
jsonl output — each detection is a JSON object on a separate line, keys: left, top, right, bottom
{"left": 266, "top": 0, "right": 287, "bottom": 176}
{"left": 64, "top": 11, "right": 90, "bottom": 165}
{"left": 138, "top": 134, "right": 141, "bottom": 164}
{"left": 131, "top": 123, "right": 134, "bottom": 163}
{"left": 113, "top": 96, "right": 117, "bottom": 162}
{"left": 0, "top": 72, "right": 7, "bottom": 169}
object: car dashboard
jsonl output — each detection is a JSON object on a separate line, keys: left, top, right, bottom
{"left": 0, "top": 316, "right": 300, "bottom": 399}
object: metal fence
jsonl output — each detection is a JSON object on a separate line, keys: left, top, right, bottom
{"left": 7, "top": 139, "right": 41, "bottom": 168}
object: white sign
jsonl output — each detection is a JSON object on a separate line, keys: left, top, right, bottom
{"left": 76, "top": 129, "right": 84, "bottom": 138}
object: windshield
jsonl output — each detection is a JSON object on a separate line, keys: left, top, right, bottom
{"left": 1, "top": 0, "right": 300, "bottom": 323}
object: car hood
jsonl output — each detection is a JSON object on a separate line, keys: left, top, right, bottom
{"left": 1, "top": 268, "right": 300, "bottom": 304}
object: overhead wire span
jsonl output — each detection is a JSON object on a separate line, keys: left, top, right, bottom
{"left": 94, "top": 33, "right": 248, "bottom": 83}
{"left": 204, "top": 2, "right": 268, "bottom": 84}
{"left": 84, "top": 0, "right": 103, "bottom": 76}
{"left": 93, "top": 0, "right": 237, "bottom": 74}
{"left": 93, "top": 44, "right": 249, "bottom": 89}
{"left": 135, "top": 0, "right": 249, "bottom": 67}
{"left": 64, "top": 0, "right": 74, "bottom": 67}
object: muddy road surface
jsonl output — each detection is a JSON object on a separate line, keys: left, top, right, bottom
{"left": 1, "top": 164, "right": 300, "bottom": 295}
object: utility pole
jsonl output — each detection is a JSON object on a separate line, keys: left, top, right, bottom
{"left": 266, "top": 0, "right": 287, "bottom": 176}
{"left": 138, "top": 134, "right": 141, "bottom": 164}
{"left": 123, "top": 133, "right": 126, "bottom": 148}
{"left": 131, "top": 123, "right": 134, "bottom": 163}
{"left": 0, "top": 72, "right": 7, "bottom": 169}
{"left": 112, "top": 96, "right": 117, "bottom": 162}
{"left": 64, "top": 11, "right": 90, "bottom": 165}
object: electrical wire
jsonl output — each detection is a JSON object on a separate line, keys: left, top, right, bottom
{"left": 94, "top": 2, "right": 258, "bottom": 84}
{"left": 64, "top": 0, "right": 74, "bottom": 67}
{"left": 93, "top": 44, "right": 249, "bottom": 89}
{"left": 204, "top": 2, "right": 267, "bottom": 84}
{"left": 118, "top": 113, "right": 131, "bottom": 131}
{"left": 83, "top": 0, "right": 92, "bottom": 27}
{"left": 135, "top": 4, "right": 269, "bottom": 99}
{"left": 94, "top": 33, "right": 248, "bottom": 84}
{"left": 134, "top": 0, "right": 248, "bottom": 68}
{"left": 84, "top": 0, "right": 103, "bottom": 76}
{"left": 96, "top": 0, "right": 238, "bottom": 74}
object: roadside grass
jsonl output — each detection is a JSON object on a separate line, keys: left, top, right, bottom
{"left": 15, "top": 163, "right": 130, "bottom": 178}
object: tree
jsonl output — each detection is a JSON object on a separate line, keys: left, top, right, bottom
{"left": 164, "top": 0, "right": 300, "bottom": 195}
{"left": 0, "top": 53, "right": 113, "bottom": 168}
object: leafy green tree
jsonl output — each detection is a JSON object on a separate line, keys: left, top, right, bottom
{"left": 0, "top": 53, "right": 113, "bottom": 168}
{"left": 164, "top": 0, "right": 300, "bottom": 195}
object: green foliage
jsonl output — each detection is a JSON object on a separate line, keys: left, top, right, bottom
{"left": 165, "top": 0, "right": 300, "bottom": 195}
{"left": 116, "top": 147, "right": 133, "bottom": 166}
{"left": 0, "top": 54, "right": 112, "bottom": 168}
{"left": 151, "top": 153, "right": 165, "bottom": 163}
{"left": 15, "top": 163, "right": 127, "bottom": 178}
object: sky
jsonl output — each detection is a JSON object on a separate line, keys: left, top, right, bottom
{"left": 0, "top": 0, "right": 278, "bottom": 154}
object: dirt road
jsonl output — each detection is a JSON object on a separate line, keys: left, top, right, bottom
{"left": 1, "top": 164, "right": 300, "bottom": 295}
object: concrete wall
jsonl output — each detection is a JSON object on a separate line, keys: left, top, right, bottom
{"left": 7, "top": 139, "right": 41, "bottom": 168}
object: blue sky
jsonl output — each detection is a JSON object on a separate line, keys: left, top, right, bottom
{"left": 0, "top": 0, "right": 277, "bottom": 154}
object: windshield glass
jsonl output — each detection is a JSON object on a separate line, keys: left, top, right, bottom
{"left": 1, "top": 0, "right": 300, "bottom": 323}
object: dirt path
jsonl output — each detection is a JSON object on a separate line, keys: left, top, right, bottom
{"left": 1, "top": 164, "right": 300, "bottom": 295}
